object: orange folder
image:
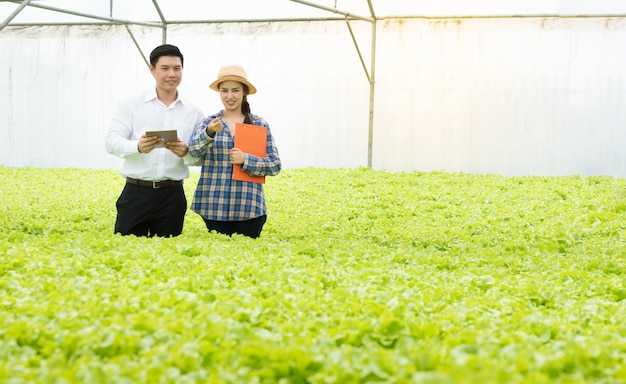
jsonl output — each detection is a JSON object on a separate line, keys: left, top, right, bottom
{"left": 233, "top": 123, "right": 267, "bottom": 184}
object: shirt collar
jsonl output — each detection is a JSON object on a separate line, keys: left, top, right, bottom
{"left": 144, "top": 87, "right": 185, "bottom": 106}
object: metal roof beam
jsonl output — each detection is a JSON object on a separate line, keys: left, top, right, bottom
{"left": 288, "top": 0, "right": 373, "bottom": 22}
{"left": 3, "top": 0, "right": 162, "bottom": 28}
{"left": 0, "top": 0, "right": 33, "bottom": 32}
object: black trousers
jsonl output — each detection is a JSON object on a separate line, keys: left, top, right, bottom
{"left": 114, "top": 183, "right": 187, "bottom": 237}
{"left": 203, "top": 215, "right": 267, "bottom": 239}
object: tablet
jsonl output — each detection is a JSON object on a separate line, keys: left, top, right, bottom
{"left": 146, "top": 130, "right": 177, "bottom": 147}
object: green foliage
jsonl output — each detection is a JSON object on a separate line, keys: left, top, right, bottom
{"left": 1, "top": 166, "right": 626, "bottom": 383}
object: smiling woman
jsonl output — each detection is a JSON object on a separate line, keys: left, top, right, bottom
{"left": 188, "top": 64, "right": 281, "bottom": 238}
{"left": 1, "top": 166, "right": 626, "bottom": 382}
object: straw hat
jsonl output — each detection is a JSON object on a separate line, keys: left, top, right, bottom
{"left": 209, "top": 64, "right": 257, "bottom": 94}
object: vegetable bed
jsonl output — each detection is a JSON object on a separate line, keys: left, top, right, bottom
{"left": 1, "top": 166, "right": 625, "bottom": 383}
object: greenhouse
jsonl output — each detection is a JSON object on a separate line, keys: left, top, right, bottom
{"left": 1, "top": 1, "right": 626, "bottom": 383}
{"left": 2, "top": 0, "right": 626, "bottom": 175}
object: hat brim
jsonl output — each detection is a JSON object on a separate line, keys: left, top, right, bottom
{"left": 209, "top": 76, "right": 257, "bottom": 94}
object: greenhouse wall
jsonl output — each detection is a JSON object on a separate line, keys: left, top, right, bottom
{"left": 1, "top": 17, "right": 625, "bottom": 176}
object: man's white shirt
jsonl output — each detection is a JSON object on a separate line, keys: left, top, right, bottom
{"left": 106, "top": 88, "right": 204, "bottom": 181}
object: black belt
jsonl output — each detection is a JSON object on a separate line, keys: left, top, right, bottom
{"left": 126, "top": 177, "right": 183, "bottom": 189}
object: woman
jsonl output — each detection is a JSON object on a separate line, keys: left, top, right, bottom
{"left": 188, "top": 65, "right": 281, "bottom": 238}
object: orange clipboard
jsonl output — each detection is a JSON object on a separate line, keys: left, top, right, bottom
{"left": 233, "top": 123, "right": 267, "bottom": 184}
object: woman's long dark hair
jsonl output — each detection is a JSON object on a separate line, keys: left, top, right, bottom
{"left": 242, "top": 84, "right": 252, "bottom": 124}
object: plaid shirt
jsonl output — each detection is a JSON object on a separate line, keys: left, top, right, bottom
{"left": 188, "top": 112, "right": 281, "bottom": 221}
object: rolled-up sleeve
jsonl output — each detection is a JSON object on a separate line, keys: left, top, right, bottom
{"left": 241, "top": 125, "right": 281, "bottom": 177}
{"left": 188, "top": 117, "right": 215, "bottom": 158}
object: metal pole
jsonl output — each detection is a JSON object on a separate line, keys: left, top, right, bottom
{"left": 288, "top": 0, "right": 372, "bottom": 22}
{"left": 345, "top": 19, "right": 370, "bottom": 82}
{"left": 367, "top": 19, "right": 376, "bottom": 168}
{"left": 3, "top": 0, "right": 161, "bottom": 28}
{"left": 366, "top": 0, "right": 376, "bottom": 19}
{"left": 125, "top": 25, "right": 149, "bottom": 67}
{"left": 150, "top": 0, "right": 167, "bottom": 43}
{"left": 366, "top": 0, "right": 376, "bottom": 168}
{"left": 0, "top": 0, "right": 33, "bottom": 32}
{"left": 290, "top": 0, "right": 377, "bottom": 168}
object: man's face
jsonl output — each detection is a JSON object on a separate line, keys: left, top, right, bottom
{"left": 150, "top": 55, "right": 182, "bottom": 93}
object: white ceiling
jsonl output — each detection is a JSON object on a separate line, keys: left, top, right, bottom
{"left": 2, "top": 0, "right": 626, "bottom": 25}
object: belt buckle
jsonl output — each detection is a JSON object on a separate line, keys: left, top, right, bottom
{"left": 152, "top": 181, "right": 160, "bottom": 189}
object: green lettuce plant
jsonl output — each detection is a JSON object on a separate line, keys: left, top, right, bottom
{"left": 1, "top": 166, "right": 625, "bottom": 383}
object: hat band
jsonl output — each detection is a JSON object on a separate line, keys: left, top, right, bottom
{"left": 220, "top": 75, "right": 247, "bottom": 81}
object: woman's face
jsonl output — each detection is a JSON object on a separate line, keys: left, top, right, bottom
{"left": 218, "top": 80, "right": 246, "bottom": 113}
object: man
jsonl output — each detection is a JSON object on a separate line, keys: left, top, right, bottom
{"left": 105, "top": 44, "right": 204, "bottom": 237}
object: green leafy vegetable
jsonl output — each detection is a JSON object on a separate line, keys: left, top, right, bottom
{"left": 1, "top": 166, "right": 625, "bottom": 382}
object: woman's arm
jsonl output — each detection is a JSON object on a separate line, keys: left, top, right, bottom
{"left": 188, "top": 116, "right": 222, "bottom": 158}
{"left": 241, "top": 125, "right": 281, "bottom": 177}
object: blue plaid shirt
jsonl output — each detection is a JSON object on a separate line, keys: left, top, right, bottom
{"left": 188, "top": 112, "right": 281, "bottom": 221}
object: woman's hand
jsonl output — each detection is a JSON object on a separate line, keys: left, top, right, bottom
{"left": 206, "top": 118, "right": 223, "bottom": 137}
{"left": 230, "top": 148, "right": 245, "bottom": 165}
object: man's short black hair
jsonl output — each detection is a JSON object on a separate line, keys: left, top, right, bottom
{"left": 149, "top": 44, "right": 184, "bottom": 67}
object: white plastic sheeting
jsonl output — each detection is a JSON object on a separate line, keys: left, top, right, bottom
{"left": 1, "top": 17, "right": 626, "bottom": 176}
{"left": 373, "top": 17, "right": 626, "bottom": 176}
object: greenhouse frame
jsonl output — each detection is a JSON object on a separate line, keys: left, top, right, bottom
{"left": 1, "top": 0, "right": 626, "bottom": 176}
